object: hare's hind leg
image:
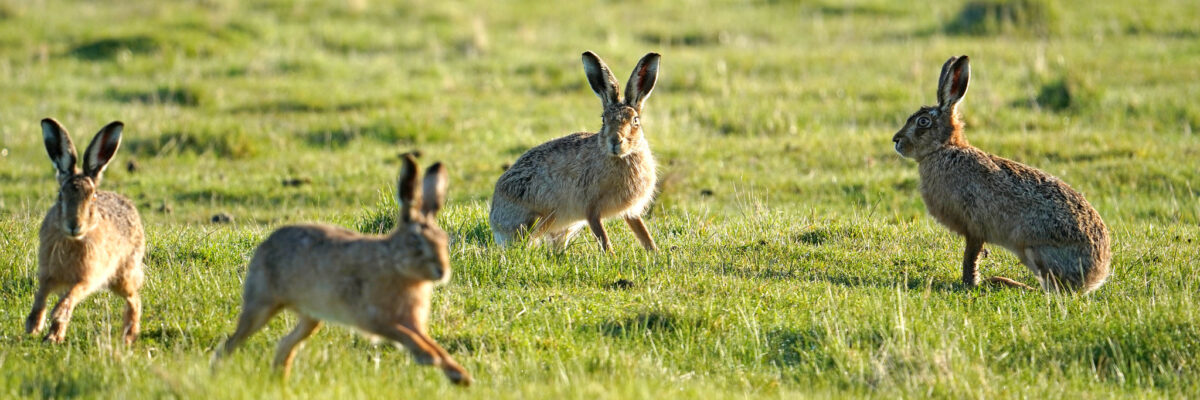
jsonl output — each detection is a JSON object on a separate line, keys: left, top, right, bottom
{"left": 1027, "top": 246, "right": 1088, "bottom": 292}
{"left": 489, "top": 198, "right": 537, "bottom": 247}
{"left": 273, "top": 315, "right": 322, "bottom": 380}
{"left": 625, "top": 216, "right": 657, "bottom": 251}
{"left": 26, "top": 280, "right": 57, "bottom": 335}
{"left": 216, "top": 301, "right": 282, "bottom": 361}
{"left": 546, "top": 222, "right": 585, "bottom": 249}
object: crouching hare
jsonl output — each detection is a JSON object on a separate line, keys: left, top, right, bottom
{"left": 213, "top": 155, "right": 470, "bottom": 386}
{"left": 892, "top": 56, "right": 1111, "bottom": 293}
{"left": 490, "top": 51, "right": 661, "bottom": 253}
{"left": 27, "top": 118, "right": 145, "bottom": 345}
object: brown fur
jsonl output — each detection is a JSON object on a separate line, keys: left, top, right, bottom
{"left": 213, "top": 156, "right": 470, "bottom": 386}
{"left": 27, "top": 118, "right": 145, "bottom": 345}
{"left": 892, "top": 56, "right": 1111, "bottom": 293}
{"left": 490, "top": 51, "right": 661, "bottom": 252}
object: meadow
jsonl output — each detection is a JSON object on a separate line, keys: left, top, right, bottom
{"left": 0, "top": 0, "right": 1198, "bottom": 398}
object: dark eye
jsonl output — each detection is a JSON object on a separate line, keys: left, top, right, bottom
{"left": 632, "top": 116, "right": 640, "bottom": 127}
{"left": 916, "top": 116, "right": 932, "bottom": 128}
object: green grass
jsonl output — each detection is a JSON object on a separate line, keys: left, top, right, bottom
{"left": 1, "top": 0, "right": 1198, "bottom": 398}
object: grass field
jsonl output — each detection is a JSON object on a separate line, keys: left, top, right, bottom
{"left": 1, "top": 0, "right": 1198, "bottom": 398}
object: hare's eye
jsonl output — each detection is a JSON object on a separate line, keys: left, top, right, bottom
{"left": 916, "top": 116, "right": 932, "bottom": 128}
{"left": 632, "top": 116, "right": 640, "bottom": 127}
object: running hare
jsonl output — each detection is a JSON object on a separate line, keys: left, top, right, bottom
{"left": 26, "top": 118, "right": 145, "bottom": 345}
{"left": 490, "top": 51, "right": 661, "bottom": 252}
{"left": 214, "top": 155, "right": 470, "bottom": 386}
{"left": 892, "top": 55, "right": 1111, "bottom": 293}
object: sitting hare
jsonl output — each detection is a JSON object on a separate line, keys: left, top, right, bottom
{"left": 892, "top": 55, "right": 1111, "bottom": 293}
{"left": 213, "top": 155, "right": 470, "bottom": 386}
{"left": 27, "top": 118, "right": 145, "bottom": 345}
{"left": 490, "top": 51, "right": 661, "bottom": 252}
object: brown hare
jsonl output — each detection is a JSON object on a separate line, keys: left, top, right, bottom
{"left": 26, "top": 118, "right": 145, "bottom": 345}
{"left": 892, "top": 55, "right": 1111, "bottom": 293}
{"left": 490, "top": 51, "right": 661, "bottom": 253}
{"left": 213, "top": 155, "right": 470, "bottom": 386}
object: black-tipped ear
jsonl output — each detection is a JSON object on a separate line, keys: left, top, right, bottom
{"left": 938, "top": 55, "right": 970, "bottom": 111}
{"left": 582, "top": 51, "right": 620, "bottom": 107}
{"left": 624, "top": 53, "right": 660, "bottom": 111}
{"left": 397, "top": 154, "right": 420, "bottom": 222}
{"left": 41, "top": 118, "right": 78, "bottom": 180}
{"left": 421, "top": 162, "right": 447, "bottom": 217}
{"left": 82, "top": 121, "right": 123, "bottom": 182}
{"left": 936, "top": 56, "right": 958, "bottom": 105}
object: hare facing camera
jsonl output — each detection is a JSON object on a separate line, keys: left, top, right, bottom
{"left": 490, "top": 51, "right": 662, "bottom": 253}
{"left": 27, "top": 118, "right": 146, "bottom": 345}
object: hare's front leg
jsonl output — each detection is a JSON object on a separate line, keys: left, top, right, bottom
{"left": 45, "top": 283, "right": 94, "bottom": 343}
{"left": 414, "top": 330, "right": 472, "bottom": 386}
{"left": 961, "top": 237, "right": 984, "bottom": 287}
{"left": 586, "top": 212, "right": 612, "bottom": 253}
{"left": 624, "top": 216, "right": 657, "bottom": 251}
{"left": 26, "top": 282, "right": 54, "bottom": 335}
{"left": 120, "top": 293, "right": 141, "bottom": 346}
{"left": 370, "top": 321, "right": 471, "bottom": 386}
{"left": 369, "top": 322, "right": 441, "bottom": 366}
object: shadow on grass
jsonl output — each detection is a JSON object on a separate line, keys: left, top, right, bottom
{"left": 19, "top": 370, "right": 104, "bottom": 399}
{"left": 138, "top": 326, "right": 191, "bottom": 348}
{"left": 107, "top": 86, "right": 202, "bottom": 107}
{"left": 69, "top": 35, "right": 159, "bottom": 60}
{"left": 587, "top": 310, "right": 701, "bottom": 338}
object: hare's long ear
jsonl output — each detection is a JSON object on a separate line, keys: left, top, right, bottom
{"left": 624, "top": 53, "right": 660, "bottom": 111}
{"left": 936, "top": 56, "right": 958, "bottom": 105}
{"left": 421, "top": 162, "right": 447, "bottom": 218}
{"left": 938, "top": 55, "right": 970, "bottom": 112}
{"left": 41, "top": 118, "right": 78, "bottom": 182}
{"left": 82, "top": 121, "right": 123, "bottom": 183}
{"left": 582, "top": 51, "right": 619, "bottom": 107}
{"left": 397, "top": 154, "right": 420, "bottom": 223}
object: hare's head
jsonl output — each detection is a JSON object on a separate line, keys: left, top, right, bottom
{"left": 41, "top": 118, "right": 124, "bottom": 239}
{"left": 394, "top": 154, "right": 452, "bottom": 283}
{"left": 893, "top": 55, "right": 971, "bottom": 161}
{"left": 582, "top": 51, "right": 660, "bottom": 158}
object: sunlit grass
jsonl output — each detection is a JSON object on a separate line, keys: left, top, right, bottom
{"left": 0, "top": 0, "right": 1198, "bottom": 398}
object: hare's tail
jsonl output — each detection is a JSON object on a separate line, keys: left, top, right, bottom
{"left": 986, "top": 276, "right": 1037, "bottom": 291}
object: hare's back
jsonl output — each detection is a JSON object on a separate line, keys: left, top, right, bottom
{"left": 495, "top": 132, "right": 598, "bottom": 201}
{"left": 95, "top": 191, "right": 144, "bottom": 243}
{"left": 249, "top": 224, "right": 382, "bottom": 322}
{"left": 256, "top": 224, "right": 362, "bottom": 259}
{"left": 985, "top": 155, "right": 1105, "bottom": 243}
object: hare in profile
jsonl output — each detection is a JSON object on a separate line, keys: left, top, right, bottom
{"left": 26, "top": 118, "right": 145, "bottom": 345}
{"left": 213, "top": 155, "right": 470, "bottom": 386}
{"left": 490, "top": 51, "right": 661, "bottom": 253}
{"left": 892, "top": 55, "right": 1111, "bottom": 293}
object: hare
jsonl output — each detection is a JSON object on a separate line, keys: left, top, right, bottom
{"left": 490, "top": 51, "right": 661, "bottom": 253}
{"left": 892, "top": 55, "right": 1111, "bottom": 293}
{"left": 213, "top": 155, "right": 470, "bottom": 386}
{"left": 26, "top": 118, "right": 145, "bottom": 345}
